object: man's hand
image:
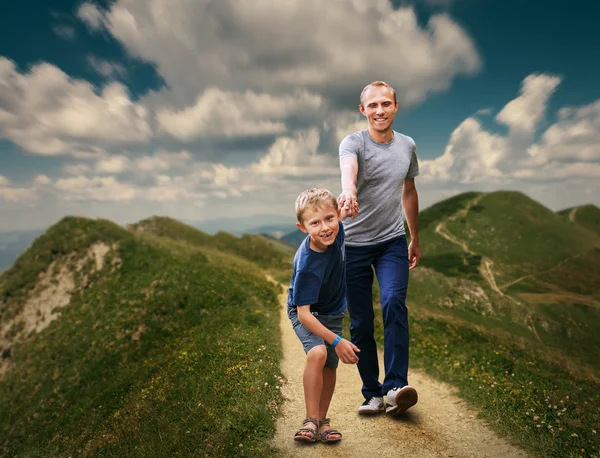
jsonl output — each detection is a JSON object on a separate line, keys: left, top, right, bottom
{"left": 337, "top": 191, "right": 359, "bottom": 218}
{"left": 408, "top": 240, "right": 421, "bottom": 270}
{"left": 334, "top": 338, "right": 360, "bottom": 364}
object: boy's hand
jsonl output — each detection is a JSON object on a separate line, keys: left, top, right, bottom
{"left": 335, "top": 338, "right": 360, "bottom": 364}
{"left": 338, "top": 200, "right": 359, "bottom": 221}
{"left": 337, "top": 191, "right": 359, "bottom": 219}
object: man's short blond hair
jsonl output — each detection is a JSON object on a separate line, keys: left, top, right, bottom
{"left": 360, "top": 80, "right": 397, "bottom": 107}
{"left": 295, "top": 188, "right": 338, "bottom": 223}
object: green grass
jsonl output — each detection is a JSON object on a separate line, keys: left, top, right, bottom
{"left": 0, "top": 218, "right": 286, "bottom": 457}
{"left": 558, "top": 204, "right": 600, "bottom": 235}
{"left": 407, "top": 313, "right": 600, "bottom": 458}
{"left": 443, "top": 192, "right": 597, "bottom": 286}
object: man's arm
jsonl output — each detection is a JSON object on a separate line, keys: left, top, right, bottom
{"left": 402, "top": 178, "right": 421, "bottom": 269}
{"left": 297, "top": 305, "right": 360, "bottom": 364}
{"left": 338, "top": 156, "right": 359, "bottom": 217}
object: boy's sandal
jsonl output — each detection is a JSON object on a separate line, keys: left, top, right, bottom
{"left": 319, "top": 418, "right": 342, "bottom": 443}
{"left": 294, "top": 418, "right": 319, "bottom": 443}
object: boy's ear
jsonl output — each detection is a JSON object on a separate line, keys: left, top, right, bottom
{"left": 296, "top": 222, "right": 308, "bottom": 233}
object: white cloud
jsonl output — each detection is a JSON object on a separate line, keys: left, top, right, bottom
{"left": 156, "top": 88, "right": 322, "bottom": 140}
{"left": 0, "top": 58, "right": 151, "bottom": 157}
{"left": 420, "top": 73, "right": 600, "bottom": 211}
{"left": 34, "top": 175, "right": 52, "bottom": 186}
{"left": 0, "top": 187, "right": 37, "bottom": 204}
{"left": 87, "top": 55, "right": 127, "bottom": 78}
{"left": 64, "top": 164, "right": 92, "bottom": 175}
{"left": 55, "top": 176, "right": 137, "bottom": 201}
{"left": 95, "top": 155, "right": 131, "bottom": 174}
{"left": 420, "top": 117, "right": 506, "bottom": 184}
{"left": 251, "top": 129, "right": 337, "bottom": 176}
{"left": 0, "top": 175, "right": 11, "bottom": 186}
{"left": 77, "top": 2, "right": 105, "bottom": 30}
{"left": 88, "top": 0, "right": 480, "bottom": 109}
{"left": 528, "top": 99, "right": 600, "bottom": 163}
{"left": 496, "top": 74, "right": 561, "bottom": 134}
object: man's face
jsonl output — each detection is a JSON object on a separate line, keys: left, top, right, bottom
{"left": 359, "top": 85, "right": 398, "bottom": 133}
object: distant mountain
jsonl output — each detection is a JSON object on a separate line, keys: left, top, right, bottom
{"left": 558, "top": 204, "right": 600, "bottom": 234}
{"left": 281, "top": 229, "right": 305, "bottom": 247}
{"left": 189, "top": 214, "right": 294, "bottom": 236}
{"left": 0, "top": 229, "right": 45, "bottom": 272}
{"left": 244, "top": 224, "right": 298, "bottom": 239}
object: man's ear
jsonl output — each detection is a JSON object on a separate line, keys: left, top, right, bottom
{"left": 296, "top": 222, "right": 308, "bottom": 233}
{"left": 359, "top": 104, "right": 366, "bottom": 116}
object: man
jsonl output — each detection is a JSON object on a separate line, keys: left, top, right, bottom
{"left": 338, "top": 81, "right": 421, "bottom": 416}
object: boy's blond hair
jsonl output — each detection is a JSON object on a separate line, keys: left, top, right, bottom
{"left": 295, "top": 188, "right": 338, "bottom": 223}
{"left": 360, "top": 80, "right": 397, "bottom": 107}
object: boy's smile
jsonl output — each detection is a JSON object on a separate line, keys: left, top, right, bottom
{"left": 297, "top": 204, "right": 340, "bottom": 252}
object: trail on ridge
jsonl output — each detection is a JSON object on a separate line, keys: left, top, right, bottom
{"left": 271, "top": 287, "right": 527, "bottom": 458}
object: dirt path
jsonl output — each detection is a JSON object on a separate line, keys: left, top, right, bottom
{"left": 434, "top": 196, "right": 503, "bottom": 297}
{"left": 434, "top": 197, "right": 520, "bottom": 306}
{"left": 272, "top": 289, "right": 528, "bottom": 458}
{"left": 568, "top": 207, "right": 578, "bottom": 222}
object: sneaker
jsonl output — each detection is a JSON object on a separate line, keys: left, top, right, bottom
{"left": 358, "top": 396, "right": 385, "bottom": 415}
{"left": 386, "top": 386, "right": 418, "bottom": 416}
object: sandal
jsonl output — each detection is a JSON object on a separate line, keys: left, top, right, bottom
{"left": 318, "top": 418, "right": 342, "bottom": 443}
{"left": 294, "top": 418, "right": 319, "bottom": 442}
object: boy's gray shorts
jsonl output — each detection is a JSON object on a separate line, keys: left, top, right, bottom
{"left": 288, "top": 307, "right": 346, "bottom": 369}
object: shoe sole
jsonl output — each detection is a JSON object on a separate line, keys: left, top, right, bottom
{"left": 357, "top": 407, "right": 384, "bottom": 415}
{"left": 386, "top": 386, "right": 418, "bottom": 416}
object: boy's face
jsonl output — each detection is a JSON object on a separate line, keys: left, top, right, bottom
{"left": 297, "top": 204, "right": 340, "bottom": 252}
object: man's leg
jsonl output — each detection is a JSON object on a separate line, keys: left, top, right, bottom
{"left": 373, "top": 236, "right": 410, "bottom": 394}
{"left": 346, "top": 244, "right": 382, "bottom": 399}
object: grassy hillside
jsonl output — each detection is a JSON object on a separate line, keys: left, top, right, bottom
{"left": 0, "top": 216, "right": 292, "bottom": 457}
{"left": 558, "top": 204, "right": 600, "bottom": 235}
{"left": 391, "top": 191, "right": 600, "bottom": 456}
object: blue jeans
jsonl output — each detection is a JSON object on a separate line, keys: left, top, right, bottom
{"left": 345, "top": 235, "right": 410, "bottom": 398}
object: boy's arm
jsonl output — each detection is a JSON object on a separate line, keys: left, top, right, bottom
{"left": 297, "top": 305, "right": 360, "bottom": 364}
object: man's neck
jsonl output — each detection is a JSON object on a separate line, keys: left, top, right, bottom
{"left": 367, "top": 126, "right": 394, "bottom": 144}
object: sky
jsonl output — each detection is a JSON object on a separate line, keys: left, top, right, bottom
{"left": 0, "top": 0, "right": 599, "bottom": 231}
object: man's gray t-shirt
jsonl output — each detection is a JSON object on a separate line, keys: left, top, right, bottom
{"left": 339, "top": 129, "right": 419, "bottom": 246}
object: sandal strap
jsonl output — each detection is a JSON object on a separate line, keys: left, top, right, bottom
{"left": 319, "top": 418, "right": 331, "bottom": 427}
{"left": 321, "top": 429, "right": 342, "bottom": 439}
{"left": 302, "top": 417, "right": 319, "bottom": 426}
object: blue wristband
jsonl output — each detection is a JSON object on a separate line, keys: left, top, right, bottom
{"left": 332, "top": 336, "right": 342, "bottom": 347}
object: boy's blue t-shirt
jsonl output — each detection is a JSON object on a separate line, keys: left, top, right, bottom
{"left": 287, "top": 222, "right": 347, "bottom": 315}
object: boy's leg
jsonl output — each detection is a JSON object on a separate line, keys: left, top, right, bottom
{"left": 319, "top": 366, "right": 336, "bottom": 419}
{"left": 288, "top": 308, "right": 328, "bottom": 439}
{"left": 303, "top": 345, "right": 328, "bottom": 419}
{"left": 346, "top": 244, "right": 382, "bottom": 399}
{"left": 318, "top": 312, "right": 343, "bottom": 439}
{"left": 373, "top": 236, "right": 410, "bottom": 394}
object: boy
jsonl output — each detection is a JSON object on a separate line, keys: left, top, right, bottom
{"left": 287, "top": 188, "right": 360, "bottom": 443}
